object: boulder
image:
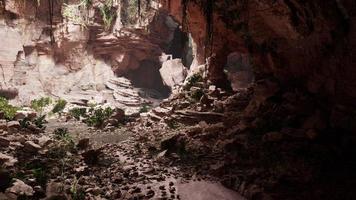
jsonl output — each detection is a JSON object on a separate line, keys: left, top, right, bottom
{"left": 0, "top": 137, "right": 10, "bottom": 147}
{"left": 38, "top": 136, "right": 51, "bottom": 147}
{"left": 159, "top": 59, "right": 188, "bottom": 89}
{"left": 23, "top": 141, "right": 41, "bottom": 154}
{"left": 5, "top": 179, "right": 34, "bottom": 197}
{"left": 0, "top": 153, "right": 17, "bottom": 167}
{"left": 14, "top": 112, "right": 26, "bottom": 121}
{"left": 77, "top": 138, "right": 90, "bottom": 150}
{"left": 0, "top": 170, "right": 11, "bottom": 191}
{"left": 7, "top": 121, "right": 20, "bottom": 130}
{"left": 45, "top": 181, "right": 67, "bottom": 200}
{"left": 111, "top": 108, "right": 125, "bottom": 123}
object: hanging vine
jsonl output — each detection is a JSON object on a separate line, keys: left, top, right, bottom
{"left": 137, "top": 0, "right": 141, "bottom": 18}
{"left": 48, "top": 0, "right": 55, "bottom": 44}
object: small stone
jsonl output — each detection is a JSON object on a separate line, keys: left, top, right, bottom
{"left": 86, "top": 187, "right": 101, "bottom": 195}
{"left": 156, "top": 150, "right": 167, "bottom": 159}
{"left": 209, "top": 85, "right": 216, "bottom": 91}
{"left": 23, "top": 141, "right": 41, "bottom": 153}
{"left": 38, "top": 136, "right": 51, "bottom": 147}
{"left": 82, "top": 149, "right": 102, "bottom": 165}
{"left": 14, "top": 112, "right": 26, "bottom": 121}
{"left": 77, "top": 138, "right": 90, "bottom": 149}
{"left": 5, "top": 179, "right": 34, "bottom": 197}
{"left": 0, "top": 137, "right": 10, "bottom": 147}
{"left": 146, "top": 190, "right": 155, "bottom": 198}
{"left": 0, "top": 153, "right": 17, "bottom": 167}
{"left": 7, "top": 121, "right": 20, "bottom": 129}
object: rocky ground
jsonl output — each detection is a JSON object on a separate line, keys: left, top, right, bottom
{"left": 0, "top": 87, "right": 245, "bottom": 200}
{"left": 1, "top": 75, "right": 356, "bottom": 200}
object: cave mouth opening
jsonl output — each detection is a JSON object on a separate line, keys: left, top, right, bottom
{"left": 123, "top": 59, "right": 171, "bottom": 100}
{"left": 120, "top": 14, "right": 194, "bottom": 102}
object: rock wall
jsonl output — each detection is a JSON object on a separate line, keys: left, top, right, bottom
{"left": 163, "top": 0, "right": 356, "bottom": 105}
{"left": 0, "top": 0, "right": 189, "bottom": 111}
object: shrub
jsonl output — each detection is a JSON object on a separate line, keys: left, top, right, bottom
{"left": 184, "top": 73, "right": 203, "bottom": 90}
{"left": 53, "top": 127, "right": 71, "bottom": 141}
{"left": 0, "top": 97, "right": 19, "bottom": 120}
{"left": 85, "top": 107, "right": 113, "bottom": 128}
{"left": 69, "top": 107, "right": 87, "bottom": 120}
{"left": 34, "top": 115, "right": 47, "bottom": 129}
{"left": 31, "top": 97, "right": 52, "bottom": 113}
{"left": 190, "top": 88, "right": 204, "bottom": 101}
{"left": 139, "top": 104, "right": 150, "bottom": 113}
{"left": 52, "top": 99, "right": 67, "bottom": 114}
{"left": 100, "top": 0, "right": 116, "bottom": 30}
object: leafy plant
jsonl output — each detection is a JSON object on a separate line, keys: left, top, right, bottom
{"left": 52, "top": 99, "right": 67, "bottom": 114}
{"left": 70, "top": 177, "right": 85, "bottom": 200}
{"left": 85, "top": 107, "right": 113, "bottom": 128}
{"left": 184, "top": 73, "right": 203, "bottom": 90}
{"left": 100, "top": 0, "right": 116, "bottom": 31}
{"left": 63, "top": 0, "right": 92, "bottom": 28}
{"left": 69, "top": 107, "right": 87, "bottom": 120}
{"left": 54, "top": 127, "right": 71, "bottom": 141}
{"left": 0, "top": 97, "right": 19, "bottom": 120}
{"left": 31, "top": 97, "right": 52, "bottom": 113}
{"left": 190, "top": 88, "right": 204, "bottom": 101}
{"left": 19, "top": 117, "right": 31, "bottom": 128}
{"left": 34, "top": 115, "right": 47, "bottom": 129}
{"left": 139, "top": 104, "right": 150, "bottom": 113}
{"left": 32, "top": 167, "right": 48, "bottom": 186}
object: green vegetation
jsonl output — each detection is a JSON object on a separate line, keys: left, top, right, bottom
{"left": 70, "top": 177, "right": 85, "bottom": 200}
{"left": 63, "top": 0, "right": 93, "bottom": 28}
{"left": 184, "top": 73, "right": 203, "bottom": 90}
{"left": 100, "top": 0, "right": 116, "bottom": 31}
{"left": 139, "top": 104, "right": 150, "bottom": 113}
{"left": 32, "top": 167, "right": 48, "bottom": 186}
{"left": 69, "top": 107, "right": 87, "bottom": 120}
{"left": 190, "top": 88, "right": 204, "bottom": 101}
{"left": 33, "top": 115, "right": 47, "bottom": 129}
{"left": 85, "top": 107, "right": 113, "bottom": 128}
{"left": 0, "top": 97, "right": 19, "bottom": 120}
{"left": 52, "top": 99, "right": 67, "bottom": 114}
{"left": 31, "top": 97, "right": 52, "bottom": 113}
{"left": 48, "top": 128, "right": 76, "bottom": 159}
{"left": 54, "top": 127, "right": 71, "bottom": 141}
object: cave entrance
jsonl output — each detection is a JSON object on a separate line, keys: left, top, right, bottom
{"left": 123, "top": 59, "right": 171, "bottom": 99}
{"left": 165, "top": 17, "right": 194, "bottom": 69}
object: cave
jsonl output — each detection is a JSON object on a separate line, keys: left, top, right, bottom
{"left": 123, "top": 59, "right": 171, "bottom": 98}
{"left": 0, "top": 0, "right": 355, "bottom": 200}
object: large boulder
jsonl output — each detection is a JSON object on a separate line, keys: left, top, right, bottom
{"left": 159, "top": 59, "right": 188, "bottom": 89}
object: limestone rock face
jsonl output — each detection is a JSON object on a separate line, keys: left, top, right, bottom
{"left": 159, "top": 59, "right": 188, "bottom": 89}
{"left": 0, "top": 0, "right": 177, "bottom": 110}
